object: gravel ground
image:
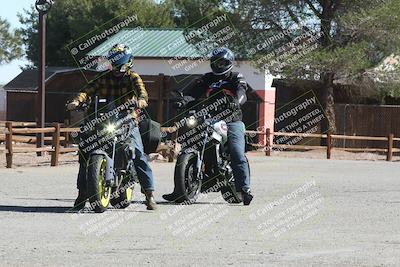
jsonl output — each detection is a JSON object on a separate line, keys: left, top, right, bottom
{"left": 0, "top": 155, "right": 399, "bottom": 266}
{"left": 0, "top": 147, "right": 399, "bottom": 169}
{"left": 268, "top": 149, "right": 400, "bottom": 162}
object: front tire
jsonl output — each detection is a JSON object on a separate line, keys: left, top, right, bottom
{"left": 174, "top": 153, "right": 202, "bottom": 204}
{"left": 87, "top": 155, "right": 111, "bottom": 213}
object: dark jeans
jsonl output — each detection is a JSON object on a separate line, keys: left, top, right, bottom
{"left": 227, "top": 121, "right": 250, "bottom": 191}
{"left": 77, "top": 124, "right": 155, "bottom": 193}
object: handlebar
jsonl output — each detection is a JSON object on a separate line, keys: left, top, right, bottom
{"left": 65, "top": 101, "right": 89, "bottom": 112}
{"left": 66, "top": 98, "right": 138, "bottom": 112}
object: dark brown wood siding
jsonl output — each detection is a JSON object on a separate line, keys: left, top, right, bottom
{"left": 6, "top": 72, "right": 261, "bottom": 129}
{"left": 7, "top": 92, "right": 36, "bottom": 122}
{"left": 335, "top": 104, "right": 400, "bottom": 148}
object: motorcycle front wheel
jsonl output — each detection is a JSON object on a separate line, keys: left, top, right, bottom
{"left": 87, "top": 155, "right": 111, "bottom": 213}
{"left": 173, "top": 153, "right": 202, "bottom": 204}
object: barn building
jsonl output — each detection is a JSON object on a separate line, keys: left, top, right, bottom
{"left": 4, "top": 29, "right": 276, "bottom": 144}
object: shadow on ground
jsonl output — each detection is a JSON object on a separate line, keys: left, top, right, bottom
{"left": 0, "top": 205, "right": 71, "bottom": 213}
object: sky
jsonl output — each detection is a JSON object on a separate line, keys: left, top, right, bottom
{"left": 0, "top": 0, "right": 33, "bottom": 85}
{"left": 0, "top": 0, "right": 166, "bottom": 85}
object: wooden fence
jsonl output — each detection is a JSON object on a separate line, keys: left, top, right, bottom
{"left": 2, "top": 122, "right": 79, "bottom": 168}
{"left": 246, "top": 129, "right": 400, "bottom": 161}
{"left": 1, "top": 121, "right": 177, "bottom": 168}
{"left": 335, "top": 104, "right": 400, "bottom": 149}
{"left": 2, "top": 121, "right": 399, "bottom": 168}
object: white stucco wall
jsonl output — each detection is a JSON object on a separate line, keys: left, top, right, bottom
{"left": 132, "top": 59, "right": 273, "bottom": 91}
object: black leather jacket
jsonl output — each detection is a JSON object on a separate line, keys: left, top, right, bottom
{"left": 178, "top": 71, "right": 249, "bottom": 122}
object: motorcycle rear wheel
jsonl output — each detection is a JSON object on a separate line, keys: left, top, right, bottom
{"left": 220, "top": 156, "right": 251, "bottom": 204}
{"left": 220, "top": 179, "right": 243, "bottom": 204}
{"left": 110, "top": 178, "right": 134, "bottom": 209}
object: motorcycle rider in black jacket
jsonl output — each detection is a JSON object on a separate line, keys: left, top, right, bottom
{"left": 163, "top": 47, "right": 253, "bottom": 205}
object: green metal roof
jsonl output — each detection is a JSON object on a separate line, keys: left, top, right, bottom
{"left": 88, "top": 28, "right": 204, "bottom": 58}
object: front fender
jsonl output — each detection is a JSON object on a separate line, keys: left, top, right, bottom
{"left": 178, "top": 147, "right": 199, "bottom": 156}
{"left": 178, "top": 149, "right": 202, "bottom": 178}
{"left": 89, "top": 150, "right": 115, "bottom": 184}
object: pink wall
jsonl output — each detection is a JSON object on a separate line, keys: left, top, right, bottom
{"left": 255, "top": 89, "right": 276, "bottom": 145}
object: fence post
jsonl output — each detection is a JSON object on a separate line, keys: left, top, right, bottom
{"left": 51, "top": 123, "right": 61, "bottom": 166}
{"left": 5, "top": 122, "right": 13, "bottom": 168}
{"left": 63, "top": 119, "right": 70, "bottom": 148}
{"left": 327, "top": 132, "right": 332, "bottom": 159}
{"left": 265, "top": 128, "right": 271, "bottom": 156}
{"left": 387, "top": 134, "right": 394, "bottom": 162}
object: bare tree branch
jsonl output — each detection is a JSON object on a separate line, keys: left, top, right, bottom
{"left": 305, "top": 0, "right": 322, "bottom": 19}
{"left": 283, "top": 3, "right": 314, "bottom": 33}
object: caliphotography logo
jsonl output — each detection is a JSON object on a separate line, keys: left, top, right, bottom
{"left": 158, "top": 12, "right": 246, "bottom": 84}
{"left": 66, "top": 13, "right": 139, "bottom": 81}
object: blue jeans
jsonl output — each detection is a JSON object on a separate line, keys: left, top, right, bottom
{"left": 227, "top": 121, "right": 250, "bottom": 192}
{"left": 129, "top": 125, "right": 155, "bottom": 191}
{"left": 77, "top": 124, "right": 155, "bottom": 192}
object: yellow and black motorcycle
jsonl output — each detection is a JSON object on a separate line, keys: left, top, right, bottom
{"left": 73, "top": 98, "right": 138, "bottom": 213}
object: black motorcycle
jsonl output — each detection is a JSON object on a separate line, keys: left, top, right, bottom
{"left": 71, "top": 97, "right": 139, "bottom": 213}
{"left": 172, "top": 93, "right": 249, "bottom": 204}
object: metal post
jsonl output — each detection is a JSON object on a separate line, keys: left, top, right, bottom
{"left": 36, "top": 12, "right": 47, "bottom": 155}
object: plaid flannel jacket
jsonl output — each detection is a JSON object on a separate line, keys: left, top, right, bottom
{"left": 74, "top": 69, "right": 148, "bottom": 120}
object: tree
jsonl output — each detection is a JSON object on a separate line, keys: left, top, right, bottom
{"left": 168, "top": 0, "right": 223, "bottom": 27}
{"left": 18, "top": 0, "right": 175, "bottom": 68}
{"left": 281, "top": 0, "right": 400, "bottom": 135}
{"left": 0, "top": 17, "right": 22, "bottom": 64}
{"left": 176, "top": 0, "right": 400, "bottom": 138}
{"left": 167, "top": 0, "right": 237, "bottom": 56}
{"left": 338, "top": 0, "right": 400, "bottom": 102}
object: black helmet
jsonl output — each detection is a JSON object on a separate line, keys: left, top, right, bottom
{"left": 107, "top": 43, "right": 133, "bottom": 73}
{"left": 210, "top": 47, "right": 235, "bottom": 75}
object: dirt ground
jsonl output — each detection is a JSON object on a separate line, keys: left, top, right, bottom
{"left": 267, "top": 149, "right": 400, "bottom": 162}
{"left": 0, "top": 148, "right": 398, "bottom": 169}
{"left": 0, "top": 155, "right": 399, "bottom": 266}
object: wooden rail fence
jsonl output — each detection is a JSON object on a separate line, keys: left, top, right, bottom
{"left": 1, "top": 122, "right": 177, "bottom": 168}
{"left": 246, "top": 129, "right": 400, "bottom": 161}
{"left": 3, "top": 122, "right": 79, "bottom": 168}
{"left": 2, "top": 121, "right": 399, "bottom": 168}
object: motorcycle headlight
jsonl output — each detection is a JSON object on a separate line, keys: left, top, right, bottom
{"left": 105, "top": 123, "right": 117, "bottom": 133}
{"left": 186, "top": 116, "right": 198, "bottom": 128}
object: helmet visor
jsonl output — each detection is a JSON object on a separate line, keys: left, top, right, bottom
{"left": 211, "top": 58, "right": 232, "bottom": 74}
{"left": 214, "top": 58, "right": 231, "bottom": 69}
{"left": 108, "top": 53, "right": 131, "bottom": 68}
